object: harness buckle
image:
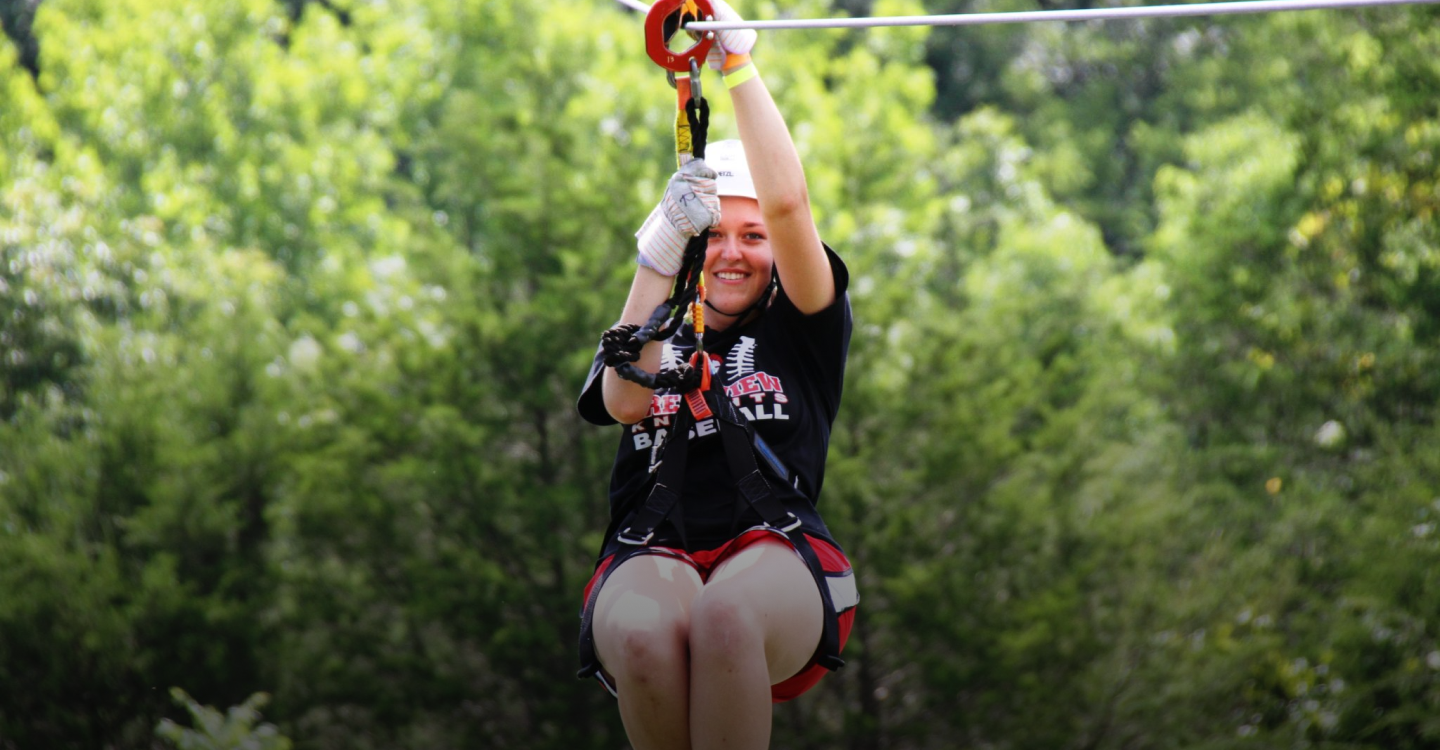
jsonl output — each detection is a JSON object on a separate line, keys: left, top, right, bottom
{"left": 616, "top": 527, "right": 656, "bottom": 546}
{"left": 776, "top": 513, "right": 802, "bottom": 533}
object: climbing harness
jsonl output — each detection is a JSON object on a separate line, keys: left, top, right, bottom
{"left": 581, "top": 0, "right": 849, "bottom": 682}
{"left": 577, "top": 373, "right": 850, "bottom": 678}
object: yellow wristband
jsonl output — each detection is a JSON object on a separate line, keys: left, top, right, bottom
{"left": 724, "top": 61, "right": 760, "bottom": 90}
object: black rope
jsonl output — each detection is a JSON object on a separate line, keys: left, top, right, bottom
{"left": 686, "top": 96, "right": 709, "bottom": 160}
{"left": 605, "top": 89, "right": 712, "bottom": 392}
{"left": 605, "top": 233, "right": 708, "bottom": 391}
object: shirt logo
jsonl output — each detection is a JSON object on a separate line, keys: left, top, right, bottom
{"left": 636, "top": 338, "right": 790, "bottom": 458}
{"left": 726, "top": 336, "right": 758, "bottom": 380}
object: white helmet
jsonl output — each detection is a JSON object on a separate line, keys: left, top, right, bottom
{"left": 705, "top": 139, "right": 756, "bottom": 200}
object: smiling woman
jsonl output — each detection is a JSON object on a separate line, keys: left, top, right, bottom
{"left": 574, "top": 2, "right": 858, "bottom": 747}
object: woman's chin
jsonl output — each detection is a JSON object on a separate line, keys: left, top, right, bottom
{"left": 710, "top": 291, "right": 753, "bottom": 315}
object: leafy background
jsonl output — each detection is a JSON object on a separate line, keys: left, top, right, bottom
{"left": 1, "top": 0, "right": 1439, "bottom": 747}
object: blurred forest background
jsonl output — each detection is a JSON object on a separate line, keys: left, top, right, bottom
{"left": 2, "top": 0, "right": 1439, "bottom": 747}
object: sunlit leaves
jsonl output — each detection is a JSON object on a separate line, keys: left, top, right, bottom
{"left": 1, "top": 0, "right": 1439, "bottom": 748}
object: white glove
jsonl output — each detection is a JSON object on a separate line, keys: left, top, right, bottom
{"left": 636, "top": 159, "right": 721, "bottom": 276}
{"left": 704, "top": 0, "right": 757, "bottom": 71}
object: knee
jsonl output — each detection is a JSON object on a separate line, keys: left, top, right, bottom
{"left": 689, "top": 589, "right": 762, "bottom": 663}
{"left": 596, "top": 610, "right": 689, "bottom": 684}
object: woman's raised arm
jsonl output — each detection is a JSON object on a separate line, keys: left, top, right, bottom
{"left": 726, "top": 56, "right": 834, "bottom": 314}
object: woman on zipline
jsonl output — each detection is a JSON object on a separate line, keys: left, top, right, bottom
{"left": 576, "top": 2, "right": 858, "bottom": 747}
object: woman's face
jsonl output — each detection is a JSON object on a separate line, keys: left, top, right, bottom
{"left": 704, "top": 196, "right": 773, "bottom": 326}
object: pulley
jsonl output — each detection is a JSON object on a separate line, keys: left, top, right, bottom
{"left": 644, "top": 0, "right": 716, "bottom": 72}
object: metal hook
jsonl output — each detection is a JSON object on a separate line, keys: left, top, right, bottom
{"left": 688, "top": 58, "right": 702, "bottom": 101}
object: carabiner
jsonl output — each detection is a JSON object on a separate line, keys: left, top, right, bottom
{"left": 666, "top": 58, "right": 704, "bottom": 96}
{"left": 688, "top": 57, "right": 703, "bottom": 102}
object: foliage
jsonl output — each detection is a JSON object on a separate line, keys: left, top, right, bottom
{"left": 0, "top": 0, "right": 1438, "bottom": 748}
{"left": 156, "top": 689, "right": 292, "bottom": 750}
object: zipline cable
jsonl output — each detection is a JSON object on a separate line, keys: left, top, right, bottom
{"left": 677, "top": 0, "right": 1437, "bottom": 30}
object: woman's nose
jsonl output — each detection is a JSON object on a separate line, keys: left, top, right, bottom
{"left": 717, "top": 235, "right": 742, "bottom": 259}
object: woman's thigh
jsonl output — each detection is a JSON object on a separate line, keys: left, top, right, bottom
{"left": 696, "top": 537, "right": 824, "bottom": 684}
{"left": 592, "top": 552, "right": 705, "bottom": 676}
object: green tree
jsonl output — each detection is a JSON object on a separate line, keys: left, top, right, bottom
{"left": 3, "top": 0, "right": 1440, "bottom": 747}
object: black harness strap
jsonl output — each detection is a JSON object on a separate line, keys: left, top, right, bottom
{"left": 711, "top": 394, "right": 799, "bottom": 533}
{"left": 709, "top": 391, "right": 846, "bottom": 672}
{"left": 616, "top": 405, "right": 695, "bottom": 549}
{"left": 577, "top": 407, "right": 698, "bottom": 681}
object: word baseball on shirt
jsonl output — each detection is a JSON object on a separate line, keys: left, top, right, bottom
{"left": 631, "top": 369, "right": 790, "bottom": 453}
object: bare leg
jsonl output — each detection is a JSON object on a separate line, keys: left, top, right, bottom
{"left": 593, "top": 554, "right": 705, "bottom": 750}
{"left": 688, "top": 538, "right": 824, "bottom": 750}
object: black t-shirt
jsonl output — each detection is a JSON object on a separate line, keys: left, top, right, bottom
{"left": 579, "top": 247, "right": 852, "bottom": 555}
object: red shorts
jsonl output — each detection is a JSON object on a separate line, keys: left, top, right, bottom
{"left": 581, "top": 527, "right": 858, "bottom": 703}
